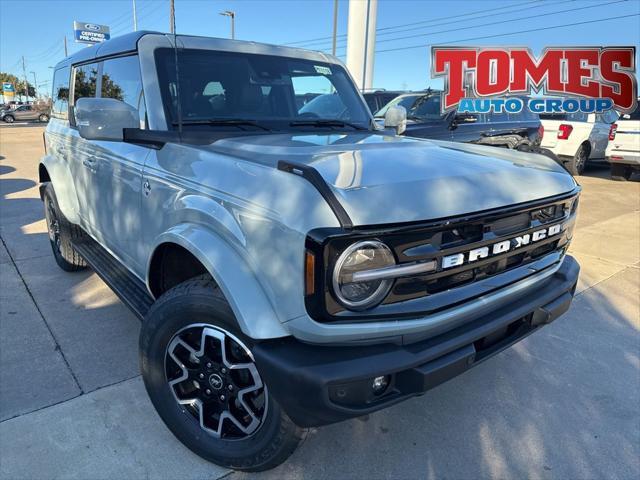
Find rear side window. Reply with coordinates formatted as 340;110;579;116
74;63;99;102
51;66;70;120
101;55;146;127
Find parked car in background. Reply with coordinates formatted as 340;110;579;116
362;89;405;115
606;103;640;181
540;110;618;175
1;103;50;123
375;91;545;151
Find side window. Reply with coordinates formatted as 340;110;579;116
51;66;70;120
364;95;377;113
101;55;146;128
73;63;99;102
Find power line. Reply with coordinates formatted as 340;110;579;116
376;13;639;54
374;0;626;46
285;0;542;46
312;0;625;56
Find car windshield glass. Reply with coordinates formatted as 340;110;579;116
155;48;372;131
539;112;588;122
375;94;442;120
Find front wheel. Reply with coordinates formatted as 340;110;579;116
39;113;49;122
140;275;306;472
3;115;14;123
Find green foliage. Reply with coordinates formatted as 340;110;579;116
0;72;36;98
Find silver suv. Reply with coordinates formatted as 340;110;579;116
40;32;580;471
2;104;49;123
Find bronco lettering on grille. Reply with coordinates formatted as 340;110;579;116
441;224;562;269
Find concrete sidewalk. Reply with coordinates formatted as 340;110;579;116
1;126;639;480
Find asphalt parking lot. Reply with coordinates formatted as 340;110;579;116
1;125;638;480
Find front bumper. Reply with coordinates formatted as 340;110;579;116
253;255;579;428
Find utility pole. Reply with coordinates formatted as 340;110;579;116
169;0;175;34
21;56;29;102
64;36;68;56
133;0;138;31
332;0;339;56
30;71;38;99
219;11;235;40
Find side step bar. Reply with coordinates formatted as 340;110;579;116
72;234;154;320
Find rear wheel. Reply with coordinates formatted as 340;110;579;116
43;183;87;271
611;163;633;181
140;275;306;472
38;113;49;122
565;144;588;175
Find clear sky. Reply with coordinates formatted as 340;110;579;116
1;0;639;97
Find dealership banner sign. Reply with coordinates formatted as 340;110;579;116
73;21;110;44
2;82;15;97
431;47;637;115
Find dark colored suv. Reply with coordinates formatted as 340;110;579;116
362;89;405;115
375;91;544;151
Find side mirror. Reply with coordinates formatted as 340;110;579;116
384;105;407;135
75;97;139;141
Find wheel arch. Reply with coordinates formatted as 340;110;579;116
146;225;289;341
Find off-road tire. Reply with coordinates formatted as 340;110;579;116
39;113;49;122
3;114;14;123
43;183;87;271
140;274;306;472
565;144;588;176
610;164;633;181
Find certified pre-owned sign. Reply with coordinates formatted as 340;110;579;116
73;21;110;44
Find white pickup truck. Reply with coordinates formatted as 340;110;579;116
607;103;640;181
540;110;619;175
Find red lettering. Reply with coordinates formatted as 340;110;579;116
476;50;510;96
601;48;635;111
433;48;476;110
565;49;600;98
510;49;564;93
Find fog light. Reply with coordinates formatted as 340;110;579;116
372;375;390;395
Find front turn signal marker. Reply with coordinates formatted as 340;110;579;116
305;250;315;296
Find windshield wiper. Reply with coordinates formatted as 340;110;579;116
289;119;368;131
171;119;272;131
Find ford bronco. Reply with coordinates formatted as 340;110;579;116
40;32;580;471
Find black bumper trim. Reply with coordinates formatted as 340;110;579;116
253;255;579;428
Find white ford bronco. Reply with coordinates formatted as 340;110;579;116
40;32;580;471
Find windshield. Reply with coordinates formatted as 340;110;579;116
375;94;442;120
155;48;372;131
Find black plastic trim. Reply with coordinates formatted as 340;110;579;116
253;255;579;428
277;160;353;229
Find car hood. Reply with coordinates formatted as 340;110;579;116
204;132;577;226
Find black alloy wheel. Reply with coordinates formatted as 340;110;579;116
165;323;268;439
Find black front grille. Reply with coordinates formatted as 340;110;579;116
305;191;579;323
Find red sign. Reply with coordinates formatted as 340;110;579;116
431;46;637;113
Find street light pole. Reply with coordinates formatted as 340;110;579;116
332;0;339;56
219;11;235;40
170;0;175;34
133;0;138;31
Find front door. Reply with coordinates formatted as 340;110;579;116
69;55;149;273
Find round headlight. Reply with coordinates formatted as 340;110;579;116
332;240;396;310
